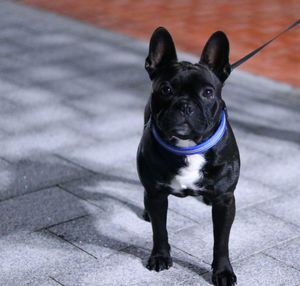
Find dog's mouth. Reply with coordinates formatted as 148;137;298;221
155;115;207;143
170;134;190;140
167;122;200;141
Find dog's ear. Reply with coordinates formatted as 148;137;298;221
200;31;231;82
145;27;177;79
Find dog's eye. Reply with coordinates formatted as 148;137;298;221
202;87;214;98
161;85;173;96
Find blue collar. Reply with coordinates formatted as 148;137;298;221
151;111;227;156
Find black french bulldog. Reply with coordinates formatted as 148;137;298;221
137;27;240;286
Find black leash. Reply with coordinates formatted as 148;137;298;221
231;18;300;70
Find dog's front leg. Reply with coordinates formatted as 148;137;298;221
211;194;237;286
144;191;172;272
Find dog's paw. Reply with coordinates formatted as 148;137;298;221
212;270;237;286
146;254;173;272
142;210;150;222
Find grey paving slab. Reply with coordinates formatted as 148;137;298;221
168;195;210;223
0;95;21;114
0;128;9;141
238;131;300;158
54;244;210;286
13;44;90;68
21;63;81;84
224;83;300;133
263;237;300;271
231;253;300;286
0;153;92;201
57;135;140;176
0;125;98;160
60;172;146;208
48;193;195;259
234;175;281;208
40;79;96;100
256;191;300;227
0;78;17;93
0;156;11;175
75;64;148;90
0;230;97;286
49;214;132;259
0;40;23;56
172;208;299;264
0;92;78;134
63;109;143;141
22;32;80;48
237;137;300;191
38;278;64;286
1;86;58;108
0;56;30;78
0;187;92;235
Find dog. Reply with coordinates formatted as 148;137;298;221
137;27;240;286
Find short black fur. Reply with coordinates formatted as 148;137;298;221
137;27;240;285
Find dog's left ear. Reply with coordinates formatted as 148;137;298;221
200;31;231;82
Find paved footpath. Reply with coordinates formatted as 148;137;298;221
0;1;300;285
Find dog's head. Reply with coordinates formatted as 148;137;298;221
145;27;230;143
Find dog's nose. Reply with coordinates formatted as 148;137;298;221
178;102;194;116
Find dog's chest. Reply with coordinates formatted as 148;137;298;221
170;154;206;192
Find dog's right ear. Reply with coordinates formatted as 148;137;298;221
145;27;177;79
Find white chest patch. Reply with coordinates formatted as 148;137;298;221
170;154;206;192
169;139;206;193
